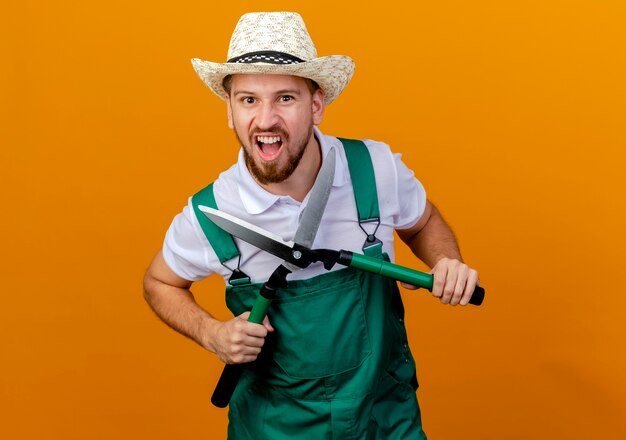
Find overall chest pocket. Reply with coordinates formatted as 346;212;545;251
268;271;372;379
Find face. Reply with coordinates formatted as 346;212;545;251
226;74;325;185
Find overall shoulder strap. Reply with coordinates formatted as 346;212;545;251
338;138;383;255
338;138;380;221
191;183;240;264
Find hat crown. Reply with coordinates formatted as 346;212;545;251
227;12;318;62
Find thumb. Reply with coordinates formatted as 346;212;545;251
262;315;274;332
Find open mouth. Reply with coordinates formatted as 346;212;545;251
255;135;283;161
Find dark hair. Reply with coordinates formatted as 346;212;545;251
222;75;320;96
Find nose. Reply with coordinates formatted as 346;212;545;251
255;101;280;130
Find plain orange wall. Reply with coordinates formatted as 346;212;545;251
2;1;625;438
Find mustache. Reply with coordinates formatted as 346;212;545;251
250;126;289;140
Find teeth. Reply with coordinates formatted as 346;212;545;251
257;135;281;144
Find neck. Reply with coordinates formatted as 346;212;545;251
258;133;322;202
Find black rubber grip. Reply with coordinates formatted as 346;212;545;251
211;364;244;408
469;286;485;306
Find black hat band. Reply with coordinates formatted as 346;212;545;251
228;51;305;65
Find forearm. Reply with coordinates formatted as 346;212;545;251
403;203;462;268
398;202;479;305
144;250;273;363
143;262;220;353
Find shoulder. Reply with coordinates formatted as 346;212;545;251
318;132;409;190
318;131;396;175
362;138;396;171
343;137;400;186
323;132;395;165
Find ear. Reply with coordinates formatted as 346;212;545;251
226;98;234;129
311;88;325;126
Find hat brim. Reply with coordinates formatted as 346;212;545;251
191;55;354;105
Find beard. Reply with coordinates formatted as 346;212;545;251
237;125;313;185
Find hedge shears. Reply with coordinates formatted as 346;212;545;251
202;206;485;306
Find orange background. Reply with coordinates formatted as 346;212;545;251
2;1;625;438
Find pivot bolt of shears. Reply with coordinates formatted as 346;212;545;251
292;250;302;260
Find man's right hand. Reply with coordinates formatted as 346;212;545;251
211;312;274;364
143;250;274;365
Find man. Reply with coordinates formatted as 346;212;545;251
144;12;479;439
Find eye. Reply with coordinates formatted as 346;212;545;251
241;97;256;104
279;95;294;102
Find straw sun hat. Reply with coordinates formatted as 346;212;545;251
191;12;355;105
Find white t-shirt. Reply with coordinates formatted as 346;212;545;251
163;127;427;284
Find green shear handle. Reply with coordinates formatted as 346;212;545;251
211;265;289;408
338;251;485;306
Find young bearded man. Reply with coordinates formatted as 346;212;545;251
144;12;480;439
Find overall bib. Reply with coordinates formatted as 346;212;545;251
193;139;427;439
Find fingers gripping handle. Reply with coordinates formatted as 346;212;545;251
210;292;273;408
340;251;485;306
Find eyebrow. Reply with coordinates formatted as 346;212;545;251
233;88;303;97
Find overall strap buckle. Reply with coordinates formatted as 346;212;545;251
224;254;251;286
228;268;251;286
359;217;383;253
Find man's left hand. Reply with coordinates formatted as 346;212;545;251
401;257;479;306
